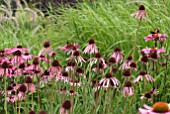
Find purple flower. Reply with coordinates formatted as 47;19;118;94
122;81;134;97
131;5;147;20
133;71;154;83
145;29;167;42
99;73;119;89
111;47;123;64
60;100;71;114
83;38;98;54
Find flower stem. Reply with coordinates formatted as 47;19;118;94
133;19;142;58
4;69;7;114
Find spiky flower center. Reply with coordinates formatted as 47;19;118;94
73;51;80;56
43;41;50;48
106;73;112;78
95;52;101;58
62;100;71;109
123;70;131;77
139;5;145;10
153;102;169;113
125;81;132;87
88;38;95;44
109;57;116;63
114;47;121;52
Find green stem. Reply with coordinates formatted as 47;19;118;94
4;69;7;114
133;19;142;58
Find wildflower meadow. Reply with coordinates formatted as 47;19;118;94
0;0;170;114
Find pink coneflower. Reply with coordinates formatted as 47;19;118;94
140;92;152;100
60;43;78;52
38;110;47;114
38;41;52;56
70;50;86;64
140;55;148;64
129;62;138;71
49;51;56;57
91;80;101;92
122;81;134;97
38;55;50;63
83;38;98;54
60;100;71;114
58;87;67;94
6;86;13;95
131;5;147;20
133;71;154;83
139;102;170;114
65;61;76;71
111;47;124;64
68;89;78;96
26;57;42;76
5;45;29;56
69;80;81;86
99;73;119;89
11;50;25;65
28;110;36;114
122;70;131;78
56;71;70;82
48;60;62;75
140;47;165;56
139;47;165;61
90;52;107;67
17;84;27;101
22;53;33;61
6;91;17;103
119;56;133;70
92;61;107;73
25;76;35;93
145;29;166;42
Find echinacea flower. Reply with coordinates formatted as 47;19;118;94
48;59;62;75
145;29;167;42
38;110;47;114
65;61;76;71
56;71;70;82
119;56;133;70
122;70;131;78
133;71;154;83
90;52;107;67
70;50;86;65
60;100;71;114
111;47;124;64
139;102;170;114
60;43;78;55
140;92;152;100
99;73;119;89
17;84;27;101
28;110;36;114
25;76;35;93
139;47;165;61
38;41;52;56
122;81;134;97
131;5;147;20
83;38;98;54
69;80;81;86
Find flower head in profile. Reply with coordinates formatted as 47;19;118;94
139;102;170;114
99;73;119;89
133;71;154;83
145;29;167;42
38;40;52;56
60;100;71;114
111;47;124;64
122;81;134;97
131;5;147;20
83;38;98;54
